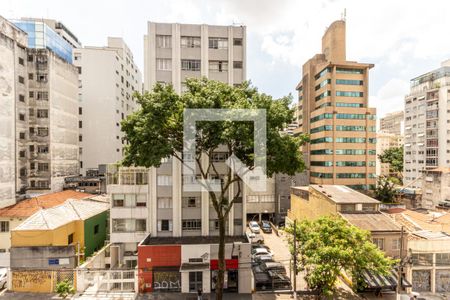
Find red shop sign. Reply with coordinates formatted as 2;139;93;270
210;259;239;270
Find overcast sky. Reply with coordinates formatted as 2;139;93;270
3;0;450;118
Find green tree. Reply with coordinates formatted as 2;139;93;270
374;175;399;203
121;78;308;300
378;146;403;178
56;279;75;299
286;216;395;298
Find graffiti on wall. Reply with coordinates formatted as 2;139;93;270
153;271;181;292
436;269;450;292
12;271;52;292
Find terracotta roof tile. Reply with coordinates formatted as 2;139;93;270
0;190;92;218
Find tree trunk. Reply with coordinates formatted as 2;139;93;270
215;215;226;300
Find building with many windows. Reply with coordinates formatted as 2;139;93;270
144;22;246;92
380;111;404;135
73;37;142;175
294;20;377;190
0;16;28;208
404;60;450;190
376;131;404;177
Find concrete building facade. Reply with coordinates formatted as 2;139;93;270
422;168;450;209
404;60;450;189
73;38;142;175
380;111;404;135
144;22;246;92
294;20;377;190
0;17;28;208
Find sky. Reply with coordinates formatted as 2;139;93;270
3;0;450;118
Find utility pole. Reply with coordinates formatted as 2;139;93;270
292;219;297;299
396;226;404;300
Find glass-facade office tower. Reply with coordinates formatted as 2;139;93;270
294;20;377;190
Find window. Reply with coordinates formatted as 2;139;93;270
310;149;333;155
79;107;82;115
36;74;47;82
362;204;376;212
112;219;146;232
310;113;333;123
156;35;171;48
37;145;48;153
136;219;146;231
182;197;199;208
181;60;201;71
77;66;82;74
68;233;74;244
37;91;48;100
315;90;331;101
27;54;34;62
29;91;34;98
336;67;363;74
211;152;229;162
37;127;48;137
18;76;24;84
157;175;172;186
157;197;172;209
336;91;364;97
158;220;172;231
310;172;333;178
436;253;450;265
336;79;363;85
315;67;331;80
189;272;203;292
19;132;25;139
310;137;333;144
233;61;243;69
209;61;228;72
18;57;24;65
336;149;367;155
336;173;366;179
19;150;26;158
336;137;366;143
29;145;35;153
156;58;171;71
38;163;49;172
209;37;228;49
181;36;201;48
19;113;25;121
29;109;34;117
310;125;333;134
315;79;331;90
340;204;355;212
182;219;201;231
411;253;433;266
335;161;366;167
233;38;243;46
37;109;48;118
372;238;384;250
94;224;99;234
0;221;9;232
311;161;333;167
392;238;401;251
79;121;82;128
79;135;83;142
136;194;146;207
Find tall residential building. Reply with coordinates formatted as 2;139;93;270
404;60;450;189
0;17;28;208
11;18;80;194
73;38;142;175
376;132;404;176
295;20;377;190
380;111;404;135
144;22;246;92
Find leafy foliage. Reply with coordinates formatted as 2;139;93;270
56;279;75;299
374;176;399;203
286;216;395;297
378;146;403;178
121;78;308;299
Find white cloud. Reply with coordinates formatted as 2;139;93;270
370;78;410;119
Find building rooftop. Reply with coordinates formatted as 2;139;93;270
387;209;450;235
310;185;380;204
340;212;401;232
0;190;92;218
412;230;450;240
139;235;249;246
13;199;109;231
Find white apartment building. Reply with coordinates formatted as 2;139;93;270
376;132;403;177
422;168;450;209
73;38;142;175
0;17;28;208
404;60;450;189
144;22;246;92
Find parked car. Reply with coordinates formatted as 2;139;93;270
251;244;274;255
251;248;273;260
252;254;274;266
246;232;264;244
259;261;287;275
249;221;260;234
0;268;7;289
260;221;272;233
253;270;291;291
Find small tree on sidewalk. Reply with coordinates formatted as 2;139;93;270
286;216;395;297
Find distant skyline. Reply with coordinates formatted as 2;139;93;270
3;0;450;118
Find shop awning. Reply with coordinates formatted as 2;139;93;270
361;269;412;290
180;262;210;272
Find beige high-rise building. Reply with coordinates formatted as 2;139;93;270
380;111;404;135
376;132;404;176
73;38;142;175
144;22;246;92
295;20;377;191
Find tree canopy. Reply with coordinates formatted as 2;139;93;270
286;216;395;297
121;78;308;299
378;146;403;177
374;175;399;203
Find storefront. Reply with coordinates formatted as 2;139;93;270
210;259;239;292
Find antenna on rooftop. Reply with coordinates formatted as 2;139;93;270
341;8;347;21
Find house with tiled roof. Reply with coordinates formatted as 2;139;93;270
0;190;92;267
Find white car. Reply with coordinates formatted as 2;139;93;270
249;221;261;234
251;248;273;260
0;268;7;289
